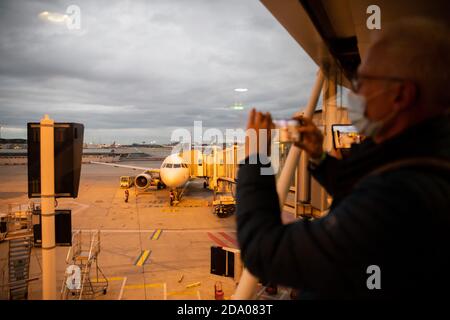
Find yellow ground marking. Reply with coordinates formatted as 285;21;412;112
151;229;162;240
117;277;128;300
124;282;164;290
186;282;201;289
162;208;180;213
167;289;198;297
90;277;124;283
163;283;167;300
135;250;151;266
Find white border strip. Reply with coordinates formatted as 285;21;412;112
117;276;128;300
163;283;167;300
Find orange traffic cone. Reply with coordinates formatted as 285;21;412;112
215;281;224;300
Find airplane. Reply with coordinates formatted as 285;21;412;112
91;153;200;205
91;142;243;207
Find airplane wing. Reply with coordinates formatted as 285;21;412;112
90;161;160;173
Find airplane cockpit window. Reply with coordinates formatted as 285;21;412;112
166;163;173;168
173;164;181;168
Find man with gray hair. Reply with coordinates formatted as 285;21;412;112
236;17;450;299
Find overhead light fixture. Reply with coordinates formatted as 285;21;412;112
231;102;244;110
38;11;69;24
234;88;248;92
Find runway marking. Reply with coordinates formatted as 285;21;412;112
91;276;124;283
117;277;127;300
150;229;163;240
124;282;164;290
207;232;228;247
218;232;238;247
66;201;90;215
134;250;151;266
167;289;198;297
279;291;288;300
6;201;89;216
74;228;236;234
256;287;290;300
186;282;201;289
256;287;266;299
163;282;167;300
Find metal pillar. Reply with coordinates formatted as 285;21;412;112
40;115;57;300
276;69;324;209
323;69;338;152
313;68;337;212
297;151;310;203
213;146;218;189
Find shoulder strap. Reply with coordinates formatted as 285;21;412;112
368;157;450;177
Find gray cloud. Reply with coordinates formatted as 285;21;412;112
0;0;317;143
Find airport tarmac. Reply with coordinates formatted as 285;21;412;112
0;161;241;300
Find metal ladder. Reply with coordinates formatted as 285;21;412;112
3;203;34;300
61;230;108;300
8;236;32;300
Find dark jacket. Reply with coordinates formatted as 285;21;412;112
236;115;450;299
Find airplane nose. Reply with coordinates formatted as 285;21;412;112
161;169;188;188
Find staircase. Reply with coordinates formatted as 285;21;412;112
61;230;108;300
8;236;32;300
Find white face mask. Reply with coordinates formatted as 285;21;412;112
346;90;394;138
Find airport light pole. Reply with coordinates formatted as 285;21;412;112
40;114;57;300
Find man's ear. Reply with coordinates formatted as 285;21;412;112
394;81;418;111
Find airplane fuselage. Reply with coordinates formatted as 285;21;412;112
133;154;190;190
159;154;190;188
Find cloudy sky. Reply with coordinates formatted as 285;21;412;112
0;0;317;144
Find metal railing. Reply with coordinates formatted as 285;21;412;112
61;230;107;300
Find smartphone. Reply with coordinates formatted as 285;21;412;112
273;119;304;143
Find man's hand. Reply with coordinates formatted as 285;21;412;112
245;108;274;159
293;116;324;159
